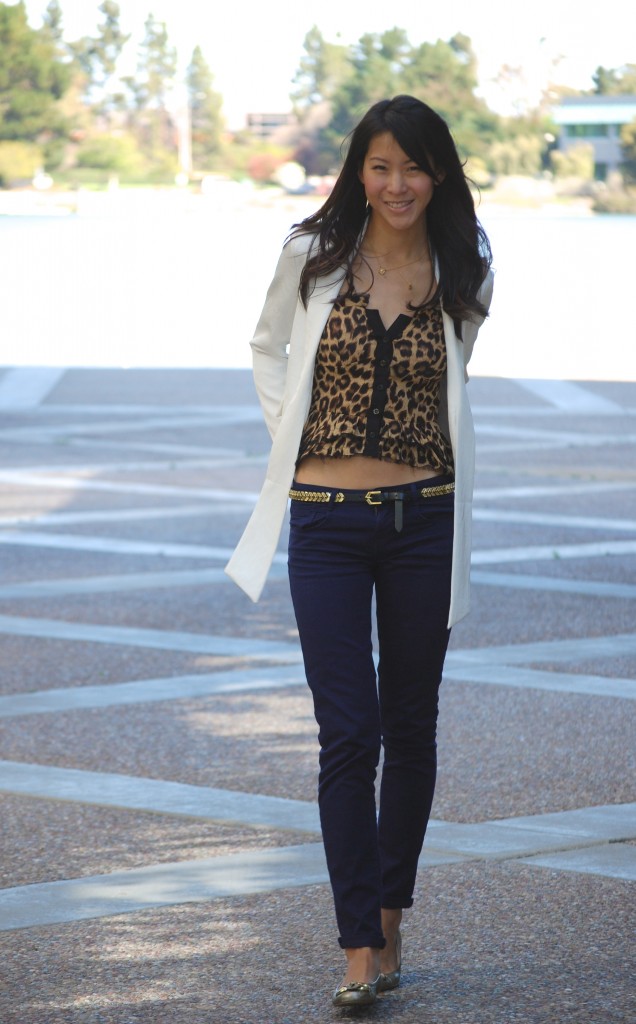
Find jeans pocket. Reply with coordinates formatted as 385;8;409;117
289;501;331;530
412;493;455;524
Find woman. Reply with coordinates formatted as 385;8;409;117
226;95;493;1007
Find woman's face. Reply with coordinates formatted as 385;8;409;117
358;132;437;234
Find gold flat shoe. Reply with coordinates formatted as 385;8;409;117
332;975;380;1007
377;930;402;992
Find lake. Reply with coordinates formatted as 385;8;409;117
0;185;634;382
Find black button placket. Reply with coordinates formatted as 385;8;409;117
363;308;410;459
364;308;412;532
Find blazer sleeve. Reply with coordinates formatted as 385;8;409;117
250;236;309;439
462;268;494;380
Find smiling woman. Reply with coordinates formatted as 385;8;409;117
225;95;493;1008
359;134;438;231
352;134;439;331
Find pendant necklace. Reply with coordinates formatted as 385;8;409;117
362;249;427;292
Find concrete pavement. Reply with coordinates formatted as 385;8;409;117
0;366;634;1023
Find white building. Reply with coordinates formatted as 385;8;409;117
552;95;636;180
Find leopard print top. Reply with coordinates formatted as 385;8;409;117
297;292;454;472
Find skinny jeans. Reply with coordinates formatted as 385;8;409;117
287;475;454;950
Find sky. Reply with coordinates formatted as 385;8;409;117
22;0;636;128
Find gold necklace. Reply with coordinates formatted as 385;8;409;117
361;250;427;278
361;251;427;293
395;265;418;293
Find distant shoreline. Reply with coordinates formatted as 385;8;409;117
0;179;603;219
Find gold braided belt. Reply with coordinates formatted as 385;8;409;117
289;481;455;531
289;481;454;504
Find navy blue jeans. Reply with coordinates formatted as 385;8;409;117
288;476;454;949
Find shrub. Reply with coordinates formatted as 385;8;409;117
488;136;542;177
0;141;42;187
75;135;143;175
592;187;636;214
246;147;289;183
550;143;594;180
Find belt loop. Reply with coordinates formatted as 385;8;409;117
394;496;403;532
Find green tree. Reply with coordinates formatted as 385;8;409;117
186;45;223;170
42;0;64;45
93;1;129;82
489;135;542;176
402;34;499;158
322;29;408;163
0;1;70;169
289;26;353;174
404;34;477;113
292;25;353;113
75;132;143;176
315;29;498;171
70;1;130;125
123;12;178;172
124;12;177;112
550;143;594;180
593;64;636;95
0;139;41;185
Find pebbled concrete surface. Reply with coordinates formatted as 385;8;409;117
0;367;634;1023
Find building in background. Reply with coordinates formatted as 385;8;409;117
246;112;297;141
552;95;636;180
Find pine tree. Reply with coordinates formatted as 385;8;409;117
70;1;130;126
122;13;177;170
0;1;70;149
291;26;352;114
186;45;223;170
42;0;64;45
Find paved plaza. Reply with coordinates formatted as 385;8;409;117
0;365;634;1023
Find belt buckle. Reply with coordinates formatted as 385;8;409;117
365;489;382;506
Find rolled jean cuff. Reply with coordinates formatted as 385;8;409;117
382;898;413;910
338;935;386;950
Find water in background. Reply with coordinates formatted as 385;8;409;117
0;184;634;381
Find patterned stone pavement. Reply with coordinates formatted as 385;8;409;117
0;366;634;1024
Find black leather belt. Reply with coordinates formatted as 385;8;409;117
289;481;455;532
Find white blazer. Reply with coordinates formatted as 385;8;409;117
225;232;493;627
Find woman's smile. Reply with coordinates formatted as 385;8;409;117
359;132;436;233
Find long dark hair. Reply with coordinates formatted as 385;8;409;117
293;95;492;328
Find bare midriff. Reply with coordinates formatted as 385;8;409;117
294;454;440;488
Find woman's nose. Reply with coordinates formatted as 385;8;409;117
387;171;407;192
